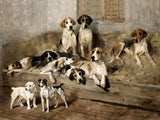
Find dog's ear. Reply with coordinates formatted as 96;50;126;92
101;49;107;57
38;79;41;82
51;52;58;59
88;15;93;25
44;79;47;83
69;17;76;26
131;30;136;37
79;69;85;76
77;16;82;24
60;19;66;28
143;30;147;38
69;72;74;81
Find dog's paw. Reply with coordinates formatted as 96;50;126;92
33;105;37;108
42;109;45;112
27;107;31;110
46;110;49;113
54;105;58;108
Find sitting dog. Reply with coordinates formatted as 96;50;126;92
77;14;93;58
72;47;109;90
58;17;77;54
10;82;37;110
38;79;68;113
40;57;75;83
109;28;156;67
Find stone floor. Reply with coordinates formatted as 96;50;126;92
0;87;160;120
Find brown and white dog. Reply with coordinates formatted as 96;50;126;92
58;17;77;54
67;67;86;85
4;51;58;75
109;28;156;67
72;47;109;90
77;14;93;58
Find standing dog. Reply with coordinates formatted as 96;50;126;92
38;79;68;113
58;17;77;54
109;28;156;67
10;82;37;110
77;14;93;57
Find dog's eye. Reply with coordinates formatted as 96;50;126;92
79;72;82;75
66;58;68;60
72;58;75;61
139;33;141;36
29;85;31;87
97;51;100;54
66;21;68;24
70;21;72;23
74;74;77;78
82;19;84;22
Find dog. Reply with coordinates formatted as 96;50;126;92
72;47;109;90
109;28;156;67
77;14;93;58
38;79;68;113
10;82;37;110
58;17;77;54
40;57;75;83
67;67;86;85
4;51;58;75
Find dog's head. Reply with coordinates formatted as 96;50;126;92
77;14;93;29
69;68;86;85
90;47;106;62
60;17;76;31
41;51;58;62
6;61;22;71
55;57;75;68
25;82;36;92
131;28;147;41
38;79;47;87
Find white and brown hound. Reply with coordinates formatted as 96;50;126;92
109;28;156;67
58;17;77;54
4;51;58;75
77;14;93;58
72;47;109;90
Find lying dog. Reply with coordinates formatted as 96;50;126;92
4;51;58;75
38;79;68;113
58;17;77;54
40;57;75;83
67;67;86;85
77;14;93;58
72;47;109;90
109;28;156;67
10;82;37;110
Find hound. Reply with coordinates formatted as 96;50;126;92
109;28;156;67
73;47;109;90
77;14;93;58
4;51;58;75
38;79;68;113
58;17;77;54
40;57;75;83
10;82;37;110
67;67;86;85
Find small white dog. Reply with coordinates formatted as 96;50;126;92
38;79;68;113
40;57;75;83
10;82;37;110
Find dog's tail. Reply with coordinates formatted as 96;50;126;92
59;83;64;87
11;87;16;90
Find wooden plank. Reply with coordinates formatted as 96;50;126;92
3;72;160;112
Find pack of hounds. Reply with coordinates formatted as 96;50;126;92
4;14;156;112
